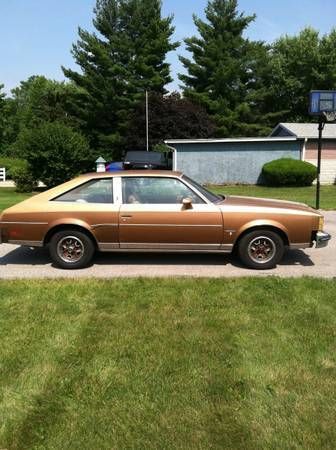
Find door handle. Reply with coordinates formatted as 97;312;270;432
121;215;133;218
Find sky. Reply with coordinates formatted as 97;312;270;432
1;0;336;94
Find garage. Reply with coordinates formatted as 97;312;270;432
165;137;301;185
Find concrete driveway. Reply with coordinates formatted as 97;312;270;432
0;212;335;279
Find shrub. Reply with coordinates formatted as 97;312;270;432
15;121;93;188
0;157;28;179
153;143;171;153
11;166;38;193
262;158;317;187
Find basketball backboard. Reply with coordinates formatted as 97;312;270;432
309;90;336;117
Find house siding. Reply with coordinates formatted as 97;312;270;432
305;139;336;160
173;141;301;185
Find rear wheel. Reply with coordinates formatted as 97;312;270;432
49;230;95;269
237;230;285;270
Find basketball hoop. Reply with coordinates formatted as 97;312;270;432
309;90;336;209
323;111;336;123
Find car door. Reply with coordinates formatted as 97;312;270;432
118;176;223;250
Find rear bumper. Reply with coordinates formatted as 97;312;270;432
315;231;331;248
0;227;6;244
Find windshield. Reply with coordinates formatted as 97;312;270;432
182;175;223;203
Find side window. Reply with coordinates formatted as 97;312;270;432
53;179;113;204
122;177;204;204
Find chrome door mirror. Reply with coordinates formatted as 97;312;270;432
182;197;193;210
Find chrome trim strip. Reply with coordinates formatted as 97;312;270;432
120;224;222;228
0;221;48;225
91;223;119;229
8;240;43;247
290;243;312;249
221;244;234;251
120;243;221;250
98;243;119;251
98;242;232;253
101;248;231;254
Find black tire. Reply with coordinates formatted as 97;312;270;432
49;229;95;269
237;229;285;270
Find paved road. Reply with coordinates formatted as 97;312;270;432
0;212;335;279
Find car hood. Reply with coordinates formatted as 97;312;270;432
220;195;319;214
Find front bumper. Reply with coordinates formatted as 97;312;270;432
315;231;331;248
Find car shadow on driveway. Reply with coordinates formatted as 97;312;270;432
0;247;314;268
0;246;51;266
94;251;228;266
228;249;314;269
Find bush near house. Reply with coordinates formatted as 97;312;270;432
0;157;28;179
262;158;317;187
10;166;38;193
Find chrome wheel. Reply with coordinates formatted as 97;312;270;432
247;236;276;264
57;236;85;263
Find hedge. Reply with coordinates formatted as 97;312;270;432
262;158;317;187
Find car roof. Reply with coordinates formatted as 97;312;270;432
79;170;183;178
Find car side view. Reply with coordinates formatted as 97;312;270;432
0;171;331;269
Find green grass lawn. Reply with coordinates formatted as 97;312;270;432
1;184;335;213
209;184;336;210
0;188;33;213
0;278;335;449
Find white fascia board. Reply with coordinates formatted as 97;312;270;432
164;137;298;144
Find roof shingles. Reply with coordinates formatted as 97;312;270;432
272;123;336;139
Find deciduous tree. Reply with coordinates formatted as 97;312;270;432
269;28;336;122
15;121;93;187
126;92;216;149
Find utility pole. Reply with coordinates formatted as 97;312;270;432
146;90;149;152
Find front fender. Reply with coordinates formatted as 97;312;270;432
235;219;289;243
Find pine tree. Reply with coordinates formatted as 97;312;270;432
179;0;261;137
63;0;178;157
0;85;6;152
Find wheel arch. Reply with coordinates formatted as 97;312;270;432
43;221;98;248
233;221;290;249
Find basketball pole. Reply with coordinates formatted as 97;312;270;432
146;90;149;152
316;116;325;210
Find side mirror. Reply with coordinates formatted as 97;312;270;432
182;197;193;210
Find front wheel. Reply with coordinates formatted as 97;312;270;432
49;230;95;269
237;230;285;270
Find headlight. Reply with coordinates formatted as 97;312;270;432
318;216;324;231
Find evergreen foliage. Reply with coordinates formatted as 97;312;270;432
0;85;6;152
179;0;268;137
2;0;336;174
63;0;178;158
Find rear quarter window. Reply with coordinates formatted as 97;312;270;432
52;179;113;204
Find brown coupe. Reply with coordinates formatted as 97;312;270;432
0;171;331;269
